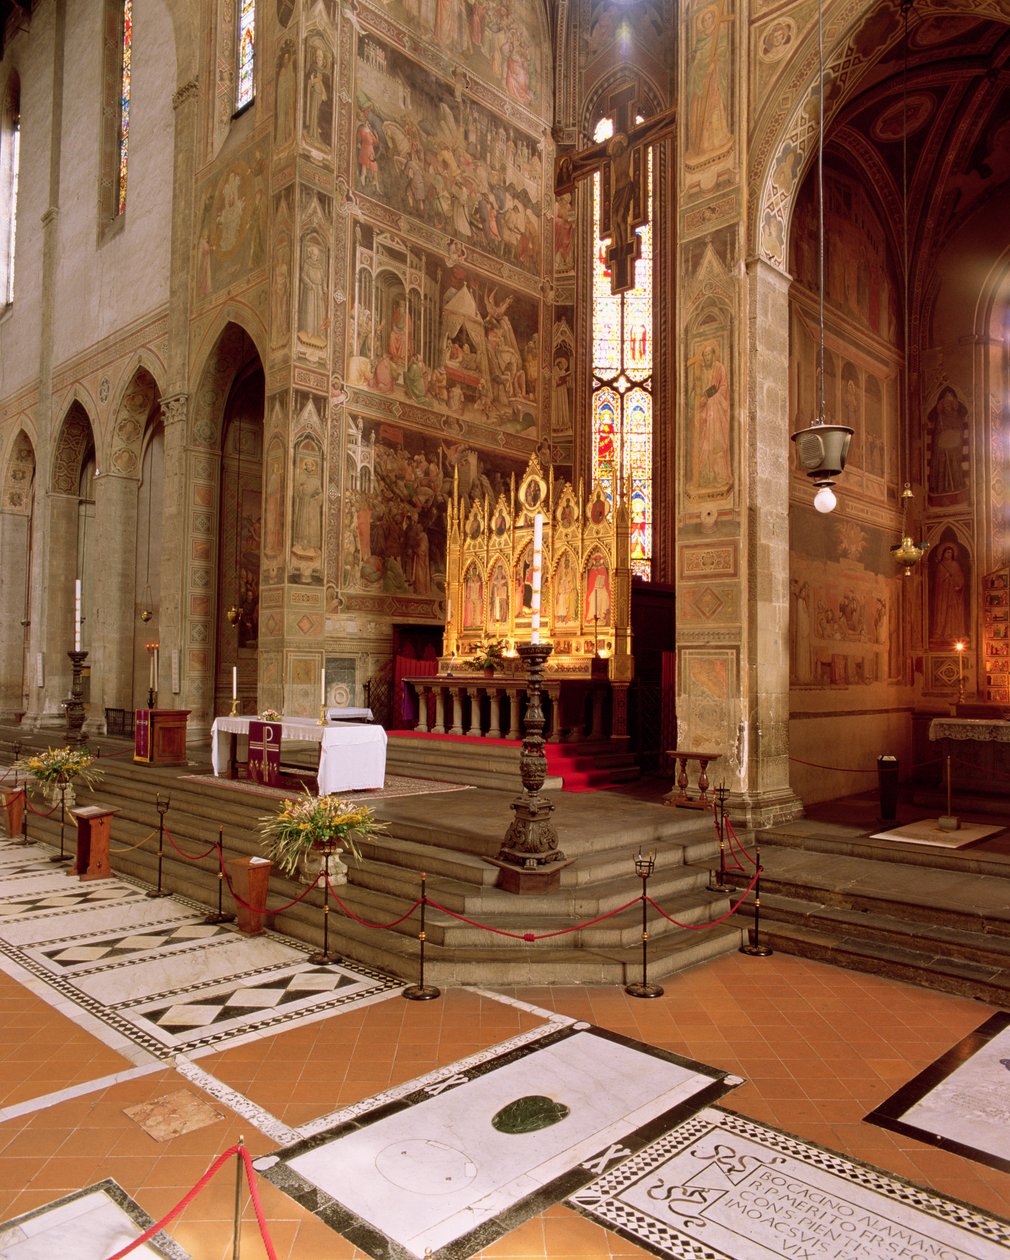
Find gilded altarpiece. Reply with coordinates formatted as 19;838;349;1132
443;456;633;684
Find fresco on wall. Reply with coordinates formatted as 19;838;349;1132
791;166;897;342
289;437;325;585
348;224;540;432
685;323;732;502
195;150;268;300
928;535;970;648
353;35;543;275
341;414;524;606
303;33;334;150
367;0;546;114
926;384;970;505
684;0;734;181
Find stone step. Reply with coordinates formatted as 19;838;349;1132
744;920;1010;1008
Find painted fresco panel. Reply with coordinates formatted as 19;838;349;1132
348;224;539;433
353;33;543;277
195;146;268;302
365;0;547;115
341;415;525;615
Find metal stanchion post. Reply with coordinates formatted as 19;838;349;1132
308;844;339;964
50;780;71;864
626;851;664;998
203;826;236;925
232;1135;244;1260
146;793;171;898
740;844;774;957
403;872;441;1001
709;784;733;892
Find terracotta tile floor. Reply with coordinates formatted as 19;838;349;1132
1;952;1009;1257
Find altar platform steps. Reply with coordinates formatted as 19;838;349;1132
385;730;640;792
722;831;1010;1006
0;735;743;985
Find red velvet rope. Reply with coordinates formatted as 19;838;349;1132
713;808;745;872
323;873;423;929
725;817;758;869
238;1145;279;1260
223;864;323;914
424;894;642;942
26;797;60;818
104;1144;240;1259
647;865;761;927
788;756;876;773
163;826;219;862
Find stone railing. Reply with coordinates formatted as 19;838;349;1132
402;674;613;742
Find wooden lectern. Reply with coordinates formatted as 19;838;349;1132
227;856;272;935
71;804;120;881
134;709;191;765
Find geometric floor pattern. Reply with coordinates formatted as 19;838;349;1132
0;841;401;1060
0;1180;192;1259
254;1021;738;1260
867;1012;1010;1175
569;1106;1010;1260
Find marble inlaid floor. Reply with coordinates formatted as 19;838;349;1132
3;832;1010;1260
255;1022;735;1259
569;1107;1010;1260
0;841;401;1060
0;1180;191;1259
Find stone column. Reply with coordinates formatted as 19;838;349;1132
39;492;79;728
90;472;139;715
159;394;190;723
740;256;801;825
0;510;30;719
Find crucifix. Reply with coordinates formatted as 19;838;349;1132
555;80;677;294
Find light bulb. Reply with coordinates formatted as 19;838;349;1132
813;484;836;514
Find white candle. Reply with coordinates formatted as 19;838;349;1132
531;513;543;644
153;647;159;686
321;668;327;707
74;579;81;651
149;649;155;690
231;665;237;700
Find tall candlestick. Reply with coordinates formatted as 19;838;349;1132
74;579;82;652
531;513;543;643
321;668;327;707
231;665;237;700
149;649;155;691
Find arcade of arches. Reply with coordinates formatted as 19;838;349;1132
1;0;1009;823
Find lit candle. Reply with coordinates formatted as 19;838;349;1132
531;513;543;644
231;665;237;700
149;647;155;690
153;646;159;687
74;579;82;652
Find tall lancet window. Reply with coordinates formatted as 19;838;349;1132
236;0;256;110
591;115;654;579
117;0;133;214
1;79;19;306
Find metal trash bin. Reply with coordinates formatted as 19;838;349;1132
877;755;899;821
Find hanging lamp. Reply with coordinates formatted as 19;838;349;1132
791;0;852;513
889;0;928;574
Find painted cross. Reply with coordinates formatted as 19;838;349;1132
555;80;676;294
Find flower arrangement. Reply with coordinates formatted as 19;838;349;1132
467;637;507;672
259;789;387;876
258;708;282;722
13;745;103;793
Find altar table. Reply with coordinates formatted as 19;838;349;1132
210;715;387;794
928;716;1010;796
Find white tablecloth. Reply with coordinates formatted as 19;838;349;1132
210;716;387;793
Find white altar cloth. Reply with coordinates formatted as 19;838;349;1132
210;716;387;794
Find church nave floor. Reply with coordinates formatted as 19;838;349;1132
1;836;1010;1258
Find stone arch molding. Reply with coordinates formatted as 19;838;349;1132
753;0;902;269
51;401;95;495
3;431;35;514
108;363;163;477
189;319;263;451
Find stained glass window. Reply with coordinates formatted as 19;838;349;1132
3;101;19;306
117;0;132;215
236;0;256;111
592;116;653;579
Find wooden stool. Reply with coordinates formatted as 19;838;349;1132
664;751;720;809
